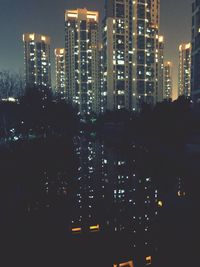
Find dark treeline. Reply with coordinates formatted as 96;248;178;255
97;96;200;146
1;83;200;147
0;86;79;139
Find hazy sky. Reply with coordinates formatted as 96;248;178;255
0;0;192;94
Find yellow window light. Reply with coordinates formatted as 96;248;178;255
29;34;35;40
67;13;78;18
158;200;163;207
185;43;191;49
89;224;100;231
146;256;152;265
159;36;164;42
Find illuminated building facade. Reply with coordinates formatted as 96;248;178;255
178;43;191;97
99;44;107;113
55;48;66;95
23;33;51;88
157;36;165;102
191;0;200;102
163;61;173;100
65;9;100;115
103;0;161;111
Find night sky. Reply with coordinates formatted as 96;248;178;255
0;0;192;96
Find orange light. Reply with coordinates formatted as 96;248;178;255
113;260;134;267
158;200;163;207
71;227;82;233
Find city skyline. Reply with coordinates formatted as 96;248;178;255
0;2;199;266
0;0;192;98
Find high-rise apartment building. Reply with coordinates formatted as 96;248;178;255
103;0;160;111
191;0;200;102
65;8;100;115
55;48;66;95
99;44;106;113
157;35;165;102
23;33;51;88
163;61;173;100
178;43;191;97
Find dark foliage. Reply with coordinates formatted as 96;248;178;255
0;86;79;139
97;96;200;146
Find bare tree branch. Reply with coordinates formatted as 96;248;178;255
0;70;25;99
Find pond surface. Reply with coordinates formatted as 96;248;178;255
0;133;197;267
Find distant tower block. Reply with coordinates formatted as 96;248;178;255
164;61;173;100
23;33;51;88
178;43;191;97
55;48;66;95
157;36;165;102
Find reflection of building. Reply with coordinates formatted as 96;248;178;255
65;9;100;115
164;61;173;100
102;144;158;251
67;135;161;267
23;33;51;88
55;48;66;95
103;0;160;111
70;136;104;232
71;137;158;243
191;1;200;102
178;43;191;97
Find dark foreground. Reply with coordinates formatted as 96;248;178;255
0;134;199;267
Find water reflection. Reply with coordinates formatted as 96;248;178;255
70;135;160;265
2;134;190;266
